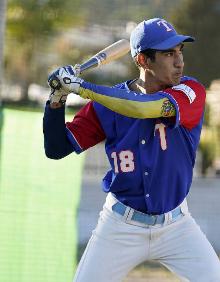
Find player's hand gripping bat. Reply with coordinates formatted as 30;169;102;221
48;39;130;90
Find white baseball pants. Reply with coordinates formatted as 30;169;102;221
73;194;220;282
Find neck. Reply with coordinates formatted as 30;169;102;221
135;78;162;94
130;70;167;94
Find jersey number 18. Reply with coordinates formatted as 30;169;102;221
111;151;135;173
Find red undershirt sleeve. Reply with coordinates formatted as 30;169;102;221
66;101;106;153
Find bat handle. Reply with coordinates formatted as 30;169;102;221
79;57;99;73
49;57;99;89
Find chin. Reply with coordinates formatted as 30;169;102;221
172;77;181;86
160;77;181;89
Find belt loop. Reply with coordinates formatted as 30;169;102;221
106;193;118;208
124;207;132;220
164;212;169;224
180;199;188;215
166;211;173;224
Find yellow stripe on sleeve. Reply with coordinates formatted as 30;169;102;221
79;88;175;119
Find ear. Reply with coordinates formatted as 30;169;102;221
136;53;151;69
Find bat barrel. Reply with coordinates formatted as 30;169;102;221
80;39;130;73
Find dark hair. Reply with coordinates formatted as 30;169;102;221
133;48;157;68
140;49;157;61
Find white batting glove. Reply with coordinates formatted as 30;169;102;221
49;88;68;105
48;65;84;97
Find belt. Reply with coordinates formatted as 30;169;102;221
110;196;186;226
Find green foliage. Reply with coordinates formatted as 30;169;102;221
199;138;216;176
7;0;84;39
78;0;182;24
7;0;217;101
203;103;211;126
5;0;83;100
170;0;220;87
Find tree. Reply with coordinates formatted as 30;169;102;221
170;0;220;87
5;0;82;102
0;0;7;180
0;0;7;99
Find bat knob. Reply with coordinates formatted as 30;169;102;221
48;76;62;90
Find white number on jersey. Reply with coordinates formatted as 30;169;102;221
111;150;135;173
154;123;167;151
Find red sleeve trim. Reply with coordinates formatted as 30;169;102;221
164;80;206;129
66;101;106;150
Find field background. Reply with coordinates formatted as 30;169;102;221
0;108;85;282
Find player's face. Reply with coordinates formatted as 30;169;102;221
148;44;184;88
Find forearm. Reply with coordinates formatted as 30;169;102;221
79;82;175;119
43;101;74;159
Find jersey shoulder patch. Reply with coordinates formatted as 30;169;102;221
172;84;196;104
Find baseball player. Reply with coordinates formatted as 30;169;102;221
43;18;220;281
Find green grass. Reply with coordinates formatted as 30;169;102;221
0;108;85;282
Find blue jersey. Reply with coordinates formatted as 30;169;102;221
43;76;206;214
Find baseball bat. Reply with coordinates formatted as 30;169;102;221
49;39;130;90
